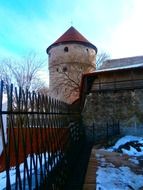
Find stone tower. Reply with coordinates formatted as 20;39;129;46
46;26;97;104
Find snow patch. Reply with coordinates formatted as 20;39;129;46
0;152;61;190
96;166;143;190
108;135;143;156
96;135;143;189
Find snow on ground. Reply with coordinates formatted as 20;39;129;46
0;94;62;189
108;135;143;156
97;166;143;190
96;135;143;190
0;152;61;190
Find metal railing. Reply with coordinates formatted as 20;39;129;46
86;120;120;145
0;81;84;190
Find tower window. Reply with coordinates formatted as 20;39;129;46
56;68;59;72
63;66;67;72
64;47;69;52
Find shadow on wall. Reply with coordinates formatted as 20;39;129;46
120;124;143;137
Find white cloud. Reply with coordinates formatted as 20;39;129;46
1;0;142;60
109;0;143;58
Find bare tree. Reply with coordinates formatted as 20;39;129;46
37;86;49;95
96;52;110;69
0;52;49;93
52;62;94;100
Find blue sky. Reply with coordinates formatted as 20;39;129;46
0;0;143;61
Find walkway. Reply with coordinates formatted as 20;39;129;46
83;146;143;190
65;142;92;190
83;147;97;190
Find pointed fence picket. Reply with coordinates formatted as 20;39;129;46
0;81;84;190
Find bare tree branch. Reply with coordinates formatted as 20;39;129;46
96;52;110;68
51;62;94;100
51;52;109;102
0;52;48;94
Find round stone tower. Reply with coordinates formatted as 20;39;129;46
46;26;97;104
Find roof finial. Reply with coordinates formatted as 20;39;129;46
70;20;73;26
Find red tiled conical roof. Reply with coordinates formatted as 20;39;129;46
46;26;97;53
54;26;90;44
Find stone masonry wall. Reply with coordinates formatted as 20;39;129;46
82;89;143;136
